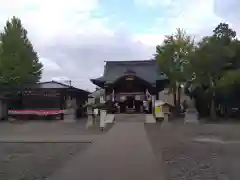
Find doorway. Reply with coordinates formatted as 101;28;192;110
126;96;134;108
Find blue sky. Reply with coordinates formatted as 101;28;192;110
0;0;239;90
96;0;163;34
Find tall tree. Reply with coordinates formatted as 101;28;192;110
0;16;42;95
187;23;236;120
154;28;194;111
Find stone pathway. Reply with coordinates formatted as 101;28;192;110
49;114;164;180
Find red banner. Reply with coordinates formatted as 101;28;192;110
8;109;65;116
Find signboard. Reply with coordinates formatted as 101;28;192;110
155;107;161;113
126;76;134;81
154;100;164;118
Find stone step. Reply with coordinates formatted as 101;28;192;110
115;114;145;122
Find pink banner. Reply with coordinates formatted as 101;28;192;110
8;110;65;116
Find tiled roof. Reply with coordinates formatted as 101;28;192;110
22;81;90;94
91;60;166;86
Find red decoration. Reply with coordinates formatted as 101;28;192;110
8;109;65;116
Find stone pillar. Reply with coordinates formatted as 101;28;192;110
100;109;107;130
86;106;94;128
152;95;156;115
86;115;93;128
184;98;199;124
163;113;169;122
64;108;76;122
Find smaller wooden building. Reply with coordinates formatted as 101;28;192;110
8;81;90;120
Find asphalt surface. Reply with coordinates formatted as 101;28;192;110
49;114;164;180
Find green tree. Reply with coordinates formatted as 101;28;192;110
154;28;194;111
187;23;236;120
0;16;42;95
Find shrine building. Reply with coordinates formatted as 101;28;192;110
90;60;169;113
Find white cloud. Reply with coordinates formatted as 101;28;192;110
149;0;222;36
0;0;115;90
133;34;165;46
0;0;237;91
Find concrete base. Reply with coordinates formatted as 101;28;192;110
105;114;115;123
163;113;169;122
63;114;76;123
8;117;16;122
64;108;76;122
86;115;94;128
100;110;107;128
184;110;199;124
145;114;156;123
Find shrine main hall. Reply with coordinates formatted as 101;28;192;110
90;60;169;113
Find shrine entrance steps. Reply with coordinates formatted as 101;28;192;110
114;114;145;123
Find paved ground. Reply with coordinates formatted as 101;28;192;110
0;118;112;180
0;118;107;136
2;116;240;180
0;143;89;180
49;114;164;180
145;121;240;180
0;118;113;143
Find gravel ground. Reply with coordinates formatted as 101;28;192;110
0;118;113;136
145;122;240;180
0;118;114;180
0;143;89;180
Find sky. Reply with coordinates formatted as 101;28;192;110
0;0;239;91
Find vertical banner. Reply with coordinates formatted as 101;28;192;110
146;89;151;101
112;89;115;102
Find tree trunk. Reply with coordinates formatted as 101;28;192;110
173;86;177;106
210;98;217;120
209;77;217;120
177;84;181;111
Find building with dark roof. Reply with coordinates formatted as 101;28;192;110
90;60;169;113
8;81;90;119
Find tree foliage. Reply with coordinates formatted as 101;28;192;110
155;23;240;120
0;16;43;95
154;28;194;109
